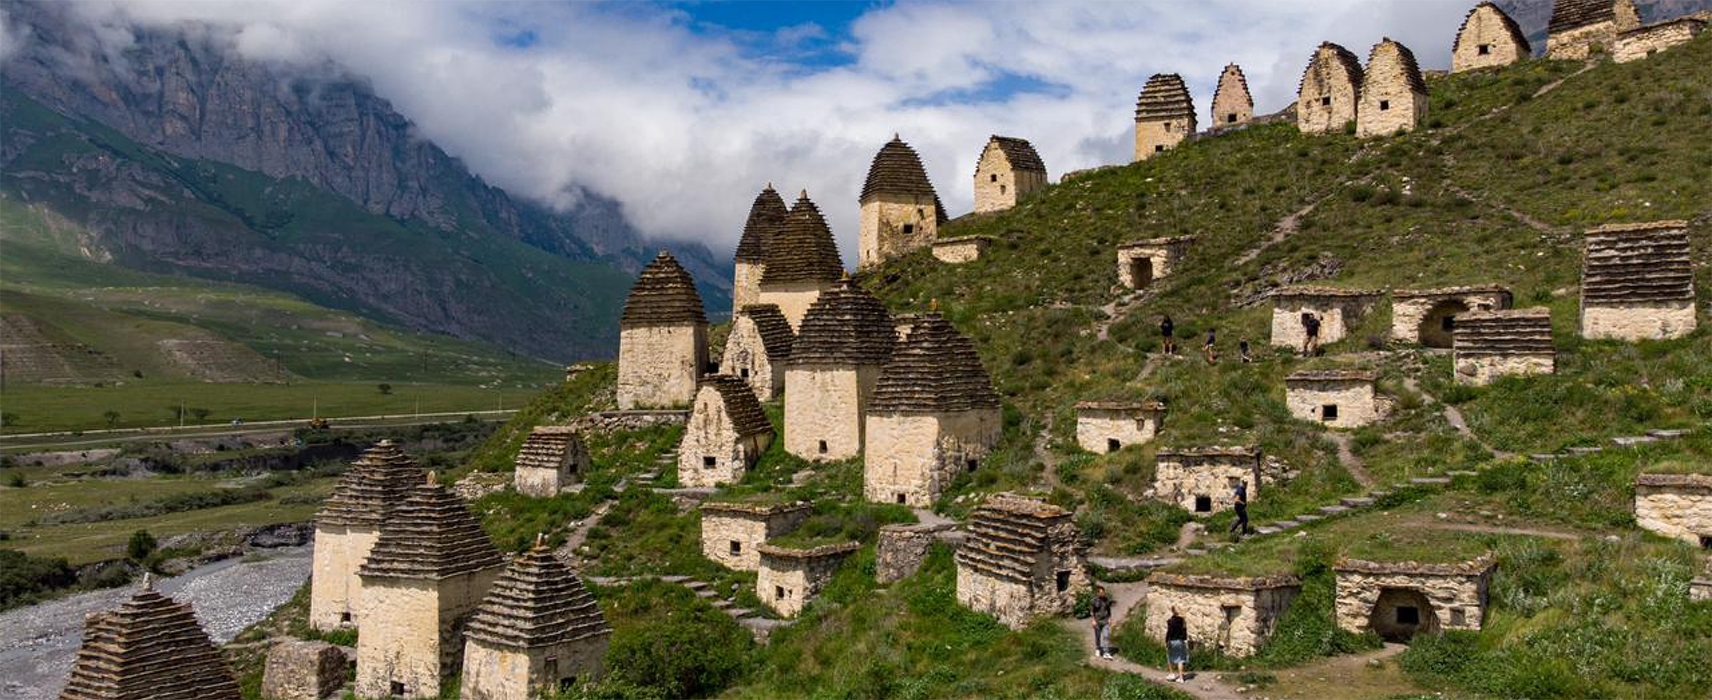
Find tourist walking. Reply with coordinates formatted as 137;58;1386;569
1160;315;1176;355
1091;585;1114;660
1165;609;1190;682
1229;481;1253;536
1302;312;1322;357
1203;328;1218;364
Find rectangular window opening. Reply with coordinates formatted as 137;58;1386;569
818;440;828;454
1155;145;1165;153
390;682;406;698
902;223;915;235
1450;608;1466;626
1396;605;1420;625
1226;113;1237;123
739;368;750;378
775;585;786;599
966;458;979;473
703;456;716;467
1055;570;1071;592
1442;316;1456;332
1194;495;1212;513
1322;404;1339;421
1222;605;1242;623
340;611;352;624
896;493;907;504
1379;99;1391;111
730;540;741;555
990;173;998;182
1106;438;1121;453
1320;96;1331;106
1478;44;1491;55
1699;535;1711;549
999;184;1006;195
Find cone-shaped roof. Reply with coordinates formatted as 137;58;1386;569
871;313;1000;414
860;135;941;204
1455;3;1531;57
358;477;506;580
620;251;707;328
735;185;788;264
1365;38;1428;95
1212;63;1253;118
789;278;896;366
736;304;795;361
316;440;422;527
1298;42;1364;97
697;374;773;437
760;191;845;285
464;541;611;650
983;136;1046;173
58;584;241;700
1135;73;1194;122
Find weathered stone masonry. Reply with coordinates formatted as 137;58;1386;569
1334;556;1495;642
721;303;794;402
1391;285;1512;347
1154;446;1263;515
784;279;896;461
677;375;774;488
59;582;242;700
1546;0;1641;59
932;235;993;264
864;313;1002;507
859;136;945;270
1144;573;1301;658
758;541;861;618
877;522;959;584
460;542;611;700
310;440;422;630
955;494;1089;629
1285;369;1382;428
1134;74;1195;161
1075;400;1165;453
1269;286;1382;348
1356;38;1428;138
1116;236;1194;290
1634;473;1712;547
973;135;1047;214
700;500;811;571
732;185;787;316
1452;2;1531;73
513;427;590;498
616;251;708;410
1453;308;1555;385
1297;42;1363;134
1210;63;1254;128
262;640;348;700
758;191;845;331
1580;220;1697;341
1614;17;1706;63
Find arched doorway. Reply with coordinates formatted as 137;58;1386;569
1418;300;1470;348
1369;587;1440;642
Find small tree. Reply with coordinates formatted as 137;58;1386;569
0;411;18;427
377;383;393;395
103;410;121;428
189;408;211;423
126;530;157;561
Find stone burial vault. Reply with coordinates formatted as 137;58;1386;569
1452;308;1556;386
1154;446;1264;515
699;499;811;572
758;540;862;618
1579;220;1696;341
512;426;591;498
1633;473;1712;547
1390;285;1512;348
1269;286;1382;349
1075;400;1166;453
1144;572;1302;657
1115;236;1194;291
1284;369;1382;428
954;493;1089;629
1334;555;1495;642
677;374;774;489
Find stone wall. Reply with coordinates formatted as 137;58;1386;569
1391;289;1511;346
1614;20;1705;62
1548;0;1640;59
1634;474;1712;545
1154;449;1262;514
1333;558;1493;639
1116;237;1193;290
1133;119;1192;161
1456;354;1556;386
954;495;1089;629
954;549;1089;629
1142;575;1300;657
616;324;706;410
859;193;939;270
1452;5;1529;72
784;364;881;461
1357;42;1428;138
731;261;764;318
758;280;834;332
877;523;956;584
678;392;771;489
354;573;500;699
262;640;349;700
578;410;689;433
1211;65;1253;127
973;146;1047;213
721;316;784;401
700;504;809;571
864;409;1001;506
1270;294;1376;348
309;524;379;630
758;545;858;617
932;236;992;264
460;636;607;700
1285;378;1379;428
1297;47;1360;134
1075;404;1164;453
1581;301;1698;341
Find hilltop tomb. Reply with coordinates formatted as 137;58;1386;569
460;540;611;700
720;303;794;401
1580;221;1696;341
1453;308;1556;385
859;135;945;270
1452;3;1532;72
1075;400;1166;453
513;427;591;498
932;235;994;264
58;579;242;700
677;375;773;489
757;191;846;330
732;185;788;315
783;278;896;461
1285;369;1382;428
1211;63;1254;128
1614;17;1706;62
1334;556;1496;641
864;313;1002;506
1547;0;1641;59
1391;285;1512;347
1357;38;1429;138
616;251;708;410
757;541;861;617
1296;42;1364;134
973;135;1047;213
1154;447;1263;515
1269;286;1383;349
700;500;811;571
1633;474;1712;547
955;494;1090;629
1133;73;1196;161
1116;235;1194;290
354;474;507;699
1144;572;1302;657
310;439;422;630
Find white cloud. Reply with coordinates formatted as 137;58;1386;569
38;0;1483;263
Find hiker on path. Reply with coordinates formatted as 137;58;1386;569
1229;481;1253;536
1160;315;1176;355
1091;586;1114;660
1165;609;1190;682
1302;312;1322;357
1203;328;1218;364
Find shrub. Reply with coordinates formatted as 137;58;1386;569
0;549;78;611
126;530;158;561
601;580;753;698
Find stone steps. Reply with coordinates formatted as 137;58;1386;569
1340;497;1374;508
1410;476;1451;485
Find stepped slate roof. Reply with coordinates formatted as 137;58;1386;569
870;313;1000;414
357;477;506;580
1367;38;1429;94
736;304;795;361
1212;63;1254;120
1148;572;1301;591
316;440;422;527
58;584;241;700
861;136;941;203
620;251;707;327
1286;369;1377;383
736;185;788;264
465;542;611;650
514;426;584;471
1581;221;1694;304
698;374;773;437
1157;446;1261;461
1454;3;1531;57
760;192;846;285
788;279;896;366
1549;0;1625;33
1392;285;1511;299
1076;400;1166;412
1335;554;1496;576
955;494;1073;584
1454;308;1555;356
1134;73;1195;122
983;135;1046;173
1298;42;1364;96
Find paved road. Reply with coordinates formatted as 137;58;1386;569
0;545;312;700
1;410;516;452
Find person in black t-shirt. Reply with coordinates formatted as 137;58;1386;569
1302;312;1322;357
1165;609;1189;681
1160;315;1176;355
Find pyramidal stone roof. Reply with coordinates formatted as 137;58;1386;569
1134;73;1194;122
760;191;846;285
1549;0;1625;34
1455;3;1531;56
316;440;422;527
1299;42;1364;96
699;374;773;437
789;278;896;366
860;135;941;204
515;426;583;472
1366;38;1428;95
956;494;1074;584
1212;63;1253;116
1454;308;1555;356
1582;221;1694;304
620;251;707;327
464;541;611;650
59;582;242;700
358;476;506;580
871;313;1000;414
984;135;1046;173
737;304;795;360
735;184;788;264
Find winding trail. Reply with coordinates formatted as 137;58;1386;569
1063;581;1245;700
1430;522;1580;540
1402;377;1513;460
1326;432;1377;488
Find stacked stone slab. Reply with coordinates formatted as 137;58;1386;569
1285;369;1381;428
757;541;861;617
355;476;507;699
617;251;708;410
58;583;242;700
1269;286;1382;348
311;439;423;630
678;375;774;488
1452;3;1532;72
1357;38;1429;138
732;185;789;316
1392;285;1512;347
892;313;923;341
700;500;811;571
974;135;1047;213
1453;308;1556;385
460;542;611;700
932;235;994;264
859;135;946;270
1580;221;1696;340
1075;400;1166;453
864;313;1002;507
1633;473;1712;546
1154;447;1263;515
784;279;896;461
954;493;1089;629
1334;555;1495;641
513;427;591;498
261;640;349;700
877;522;957;584
1134;74;1195;161
1547;0;1641;58
1297;42;1364;134
759;191;846;330
1116;236;1194;290
1211;63;1254;128
1144;572;1301;657
1614;17;1706;62
721;304;794;401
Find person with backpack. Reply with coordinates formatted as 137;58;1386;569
1160;315;1176;355
1203;328;1218;364
1230;480;1253;537
1302;312;1322;357
1165;609;1190;682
